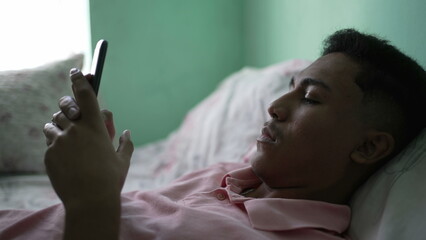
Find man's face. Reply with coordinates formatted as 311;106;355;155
251;53;366;198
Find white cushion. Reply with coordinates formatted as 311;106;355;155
0;54;84;173
349;128;426;240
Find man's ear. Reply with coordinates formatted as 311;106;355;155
350;130;395;165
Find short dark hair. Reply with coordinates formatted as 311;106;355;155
322;28;426;153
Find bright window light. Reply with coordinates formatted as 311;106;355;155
0;0;91;71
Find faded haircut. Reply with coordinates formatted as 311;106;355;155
322;28;426;154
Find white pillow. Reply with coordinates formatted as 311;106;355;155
349;128;426;240
0;54;84;173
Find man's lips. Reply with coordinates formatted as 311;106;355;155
257;126;277;143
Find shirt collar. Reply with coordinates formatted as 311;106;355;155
220;165;261;194
245;198;350;233
221;166;351;234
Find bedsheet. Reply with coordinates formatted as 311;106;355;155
0;141;168;210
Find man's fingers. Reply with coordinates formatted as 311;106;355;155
43;123;61;146
69;68;101;123
52;111;73;130
101;109;113;122
101;109;116;140
58;96;80;120
116;130;134;163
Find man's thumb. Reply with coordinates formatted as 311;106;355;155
117;130;134;162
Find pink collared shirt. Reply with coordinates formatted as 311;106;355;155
0;162;351;239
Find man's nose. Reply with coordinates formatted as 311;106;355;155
267;97;289;121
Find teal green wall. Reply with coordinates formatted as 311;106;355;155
90;0;243;146
90;0;426;146
243;0;426;68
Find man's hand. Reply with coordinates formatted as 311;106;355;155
43;68;133;240
57;96;116;141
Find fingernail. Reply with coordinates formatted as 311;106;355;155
68;107;79;119
52;111;61;119
70;68;79;75
124;130;131;138
69;68;83;82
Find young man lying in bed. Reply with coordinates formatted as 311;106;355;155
1;29;426;240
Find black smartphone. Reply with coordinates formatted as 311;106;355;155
90;39;108;96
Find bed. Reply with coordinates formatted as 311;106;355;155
0;54;425;239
